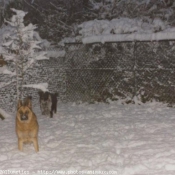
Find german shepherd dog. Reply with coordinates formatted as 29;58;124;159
38;91;58;118
16;96;39;152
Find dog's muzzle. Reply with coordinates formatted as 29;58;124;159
21;115;28;121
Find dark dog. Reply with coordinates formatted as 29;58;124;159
38;91;58;118
16;96;39;152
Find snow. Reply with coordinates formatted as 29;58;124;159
46;50;66;58
82;30;175;44
23;83;48;92
35;51;48;61
0;108;10;119
77;17;175;44
33;32;51;48
1;6;175;174
0;66;15;75
5;8;27;27
1;101;175;174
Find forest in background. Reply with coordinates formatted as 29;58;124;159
1;0;175;105
1;0;175;44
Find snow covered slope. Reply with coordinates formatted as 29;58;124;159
0;102;175;174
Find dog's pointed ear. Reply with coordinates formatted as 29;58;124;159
24;97;32;109
17;100;22;109
27;98;32;109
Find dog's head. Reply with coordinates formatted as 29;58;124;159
16;97;33;123
38;91;50;101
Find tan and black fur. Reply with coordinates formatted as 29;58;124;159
38;91;58;118
16;97;39;152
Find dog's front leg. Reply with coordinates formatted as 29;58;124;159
18;138;23;151
32;137;39;152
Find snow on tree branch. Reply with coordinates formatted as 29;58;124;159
1;8;49;100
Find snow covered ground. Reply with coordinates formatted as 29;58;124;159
1;101;175;175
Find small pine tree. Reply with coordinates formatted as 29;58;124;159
2;8;48;101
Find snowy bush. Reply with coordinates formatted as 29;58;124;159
79;18;169;37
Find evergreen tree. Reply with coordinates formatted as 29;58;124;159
2;8;48;101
